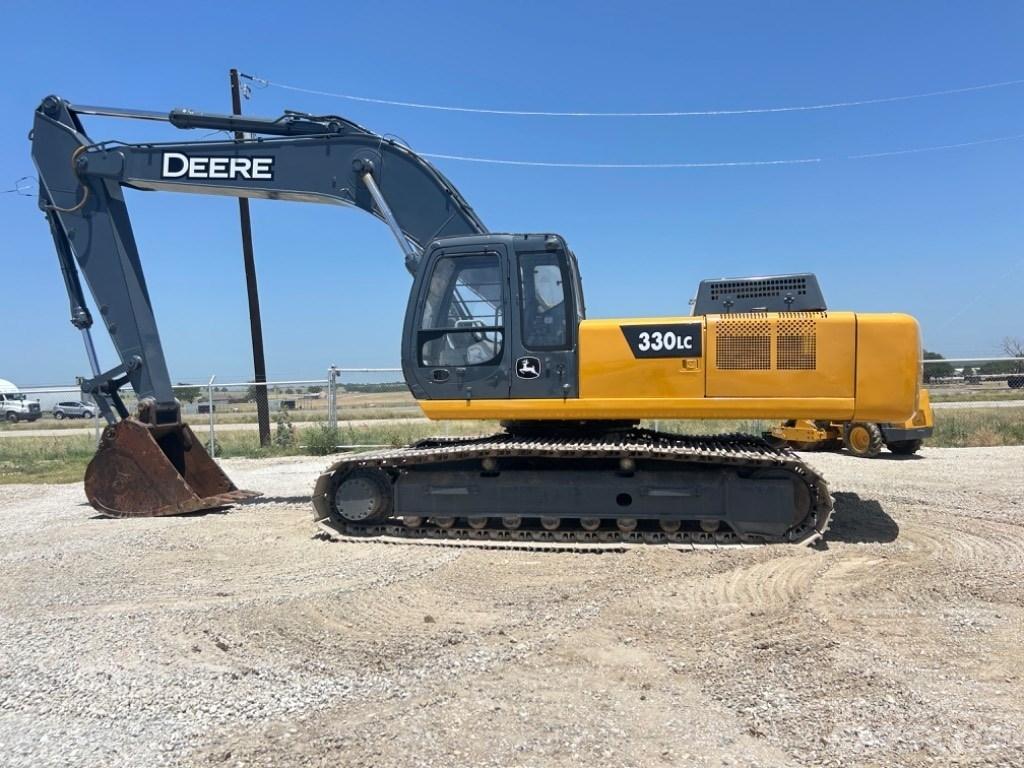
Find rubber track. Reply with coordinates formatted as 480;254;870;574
312;429;833;549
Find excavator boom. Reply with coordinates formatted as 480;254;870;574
32;95;485;516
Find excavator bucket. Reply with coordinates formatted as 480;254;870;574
84;420;260;518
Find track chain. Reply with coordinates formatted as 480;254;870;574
312;429;833;549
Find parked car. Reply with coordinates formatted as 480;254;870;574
52;401;95;419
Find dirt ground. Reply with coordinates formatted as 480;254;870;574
1;447;1022;768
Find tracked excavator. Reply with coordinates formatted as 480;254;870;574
31;95;922;546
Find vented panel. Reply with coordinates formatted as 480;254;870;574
777;317;817;370
710;276;807;301
716;319;771;370
778;311;828;319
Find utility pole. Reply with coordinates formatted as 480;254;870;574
230;68;270;447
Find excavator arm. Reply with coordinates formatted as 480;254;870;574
31;94;486;516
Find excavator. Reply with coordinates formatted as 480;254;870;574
31;95;922;546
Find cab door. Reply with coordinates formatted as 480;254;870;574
508;247;579;399
404;245;511;401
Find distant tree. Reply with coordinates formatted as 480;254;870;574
922;350;954;383
245;384;264;402
1003;337;1024;373
979;360;1018;375
341;382;407;393
174;384;203;403
977;339;1024;376
307;385;323;395
962;366;974;378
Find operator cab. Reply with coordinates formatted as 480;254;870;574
402;234;584;401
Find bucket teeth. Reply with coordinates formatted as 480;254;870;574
84;420;260;517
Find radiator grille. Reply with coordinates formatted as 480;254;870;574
716;319;771;370
777;317;817;370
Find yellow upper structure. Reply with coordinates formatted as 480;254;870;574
420;311;921;423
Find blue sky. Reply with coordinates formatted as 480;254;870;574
2;1;1022;385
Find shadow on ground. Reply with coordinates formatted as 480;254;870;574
88;506;235;520
239;495;310;505
872;452;924;462
826;491;900;544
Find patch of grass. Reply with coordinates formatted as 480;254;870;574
303;424;343;456
0;422;495;484
0;417;103;431
928;388;1023;403
0;435;97;484
930;407;1024;447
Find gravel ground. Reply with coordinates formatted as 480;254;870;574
1;447;1022;768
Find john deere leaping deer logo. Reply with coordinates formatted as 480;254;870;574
516;356;541;379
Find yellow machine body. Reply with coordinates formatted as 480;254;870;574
420;310;921;423
897;387;934;432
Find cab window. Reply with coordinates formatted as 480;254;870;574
419;254;504;367
519;252;570;349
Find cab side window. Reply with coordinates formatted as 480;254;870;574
519;252;569;350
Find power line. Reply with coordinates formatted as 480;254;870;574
847;133;1024;159
247;74;1024;118
415;132;1024;169
1;176;35;195
418;152;822;168
242;73;1024;169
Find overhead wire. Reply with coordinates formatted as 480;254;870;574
415;152;822;168
412;133;1024;168
2;176;35;195
245;74;1024;118
241;73;1024;169
847;133;1024;159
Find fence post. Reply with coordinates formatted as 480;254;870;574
207;375;216;458
327;366;338;431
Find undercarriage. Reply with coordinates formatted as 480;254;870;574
312;427;833;548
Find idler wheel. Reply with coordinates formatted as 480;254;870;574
333;468;392;523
